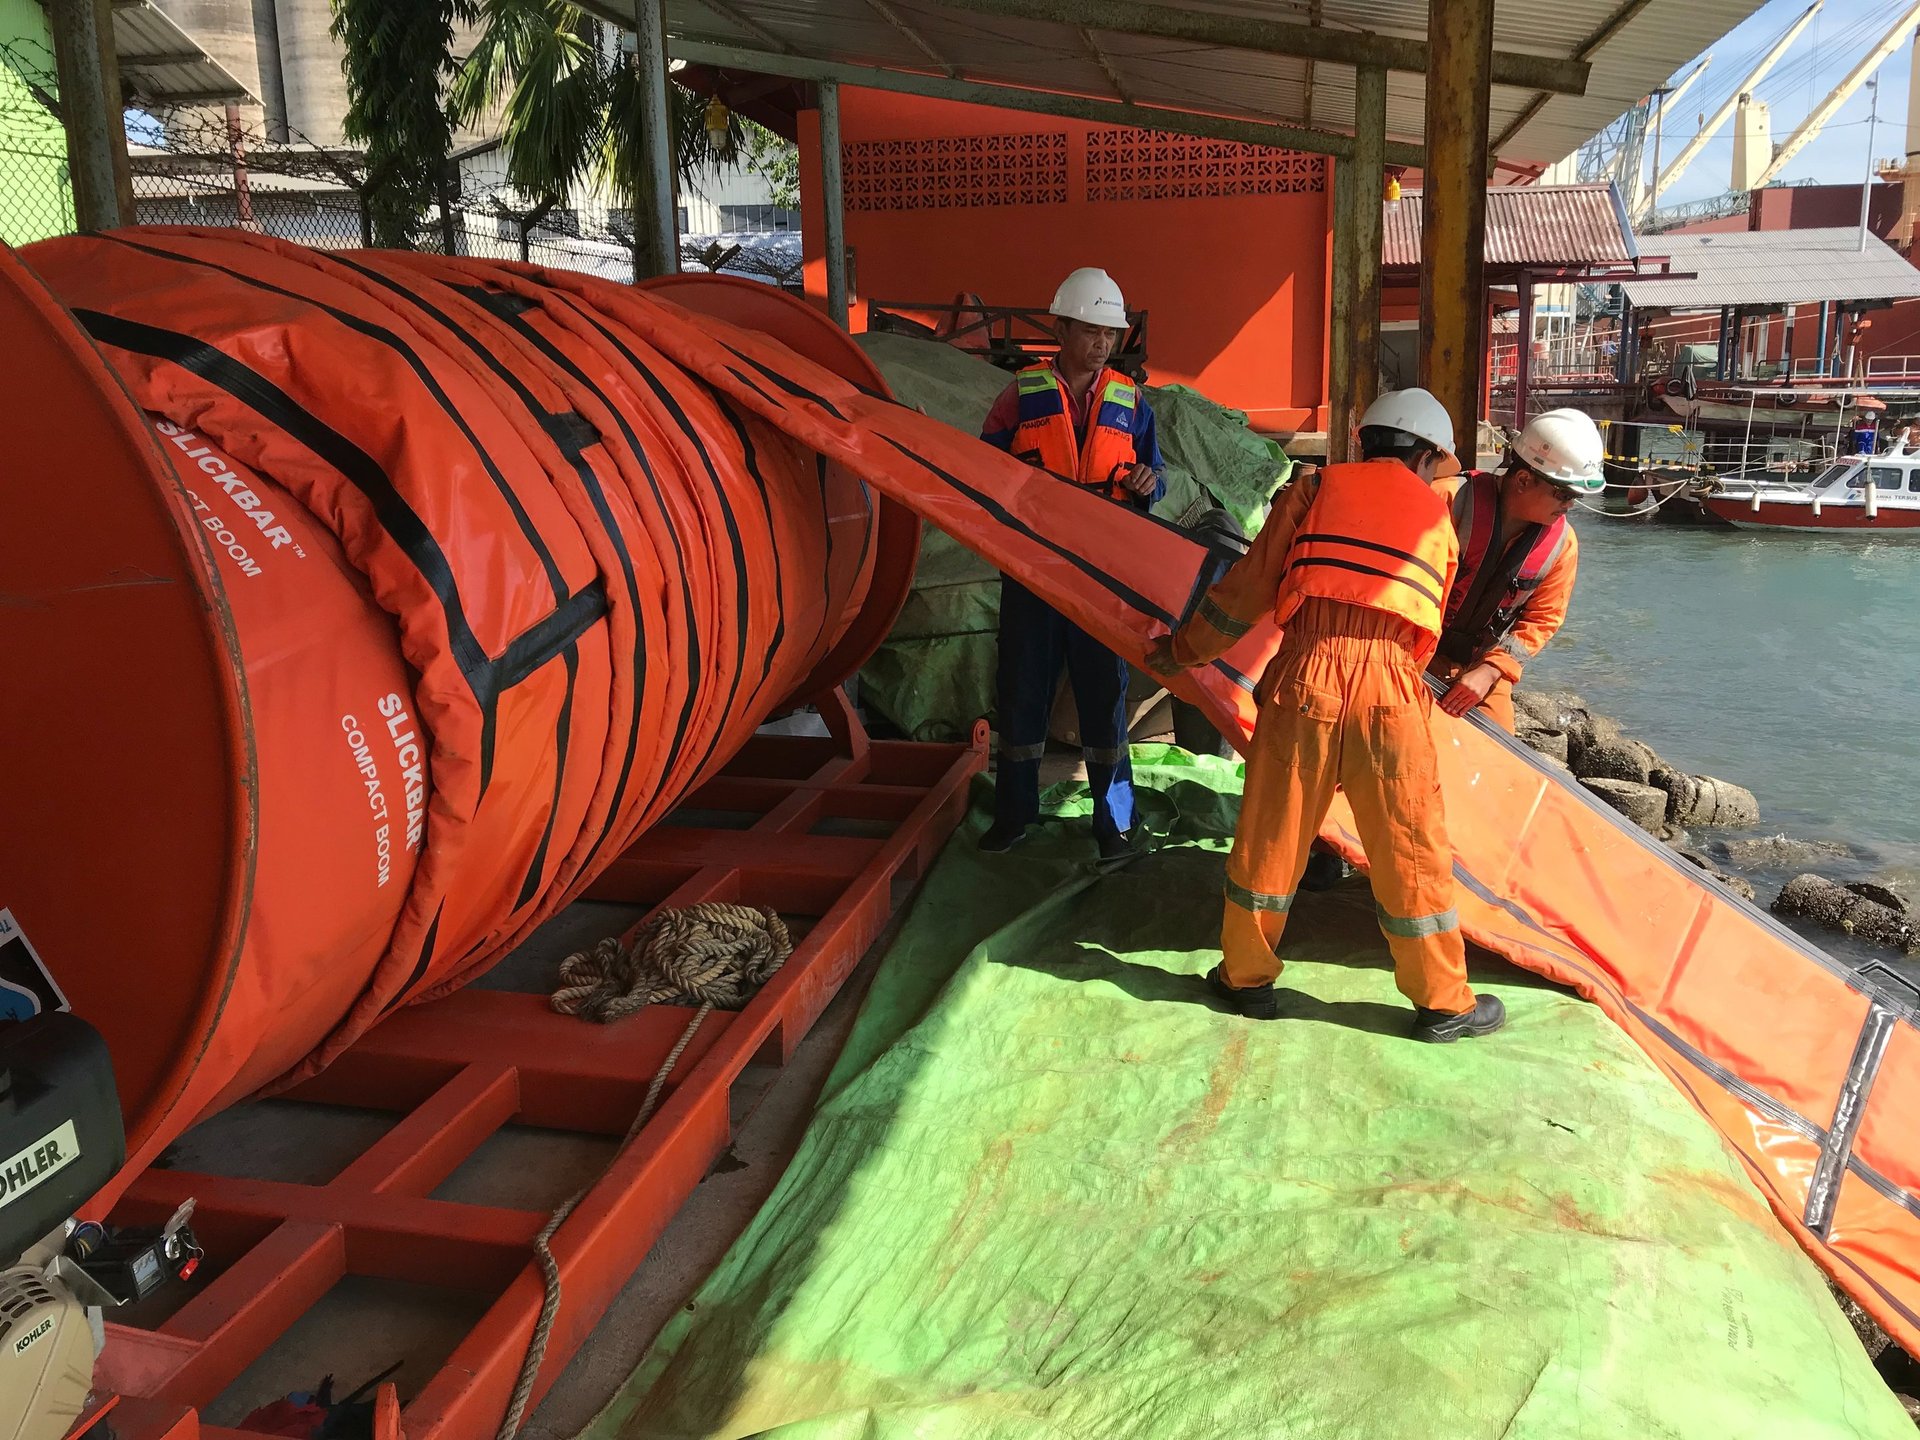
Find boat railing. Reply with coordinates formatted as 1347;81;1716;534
1866;355;1920;383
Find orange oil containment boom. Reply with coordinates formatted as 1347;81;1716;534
1;231;916;1194
6;230;1920;1356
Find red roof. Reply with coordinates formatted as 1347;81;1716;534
1382;182;1637;271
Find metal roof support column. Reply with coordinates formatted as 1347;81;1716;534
1331;64;1386;462
1328;156;1356;463
1420;0;1493;451
1349;65;1386;433
1780;303;1797;372
1818;301;1834;374
1515;271;1534;428
631;0;680;280
48;0;132;231
819;79;850;328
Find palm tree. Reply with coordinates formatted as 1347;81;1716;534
331;0;479;247
451;0;750;277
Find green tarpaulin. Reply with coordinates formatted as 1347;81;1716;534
853;336;1290;741
580;751;1909;1440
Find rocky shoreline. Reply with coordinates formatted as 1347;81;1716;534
1512;689;1919;955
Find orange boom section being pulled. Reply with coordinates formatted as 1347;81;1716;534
1;232;914;1191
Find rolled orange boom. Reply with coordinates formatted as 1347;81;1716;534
2;232;915;1194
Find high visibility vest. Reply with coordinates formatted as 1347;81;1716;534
1275;461;1456;638
1439;471;1570;663
1009;364;1139;500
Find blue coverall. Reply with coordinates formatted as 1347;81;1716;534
980;373;1165;843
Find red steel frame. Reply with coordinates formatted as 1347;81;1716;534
81;697;984;1440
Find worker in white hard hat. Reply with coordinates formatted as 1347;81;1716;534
1147;388;1503;1044
979;266;1164;861
1428;407;1602;732
1297;406;1602;894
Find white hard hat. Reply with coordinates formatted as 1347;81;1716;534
1357;387;1456;460
1050;267;1128;329
1511;408;1605;492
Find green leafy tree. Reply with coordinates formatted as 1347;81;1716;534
742;123;799;212
330;0;477;247
453;0;747;270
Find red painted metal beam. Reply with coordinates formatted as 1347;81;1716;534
147;1222;345;1404
91;725;986;1440
122;1169;543;1291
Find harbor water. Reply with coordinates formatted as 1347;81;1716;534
1526;517;1920;967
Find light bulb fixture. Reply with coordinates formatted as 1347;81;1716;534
704;96;732;157
1384;173;1403;209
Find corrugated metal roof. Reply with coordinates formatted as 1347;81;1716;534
1622;229;1920;310
1382;183;1635;268
617;0;1777;166
115;3;252;107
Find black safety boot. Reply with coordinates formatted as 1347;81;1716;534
1206;964;1283;1020
978;820;1029;854
1096;829;1136;862
1299;845;1352;892
1412;994;1507;1043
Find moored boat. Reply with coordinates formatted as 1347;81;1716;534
1702;451;1920;532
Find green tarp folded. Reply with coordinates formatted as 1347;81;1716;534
853;336;1290;741
581;751;1909;1440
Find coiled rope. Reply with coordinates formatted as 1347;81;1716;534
497;903;795;1440
551;903;793;1020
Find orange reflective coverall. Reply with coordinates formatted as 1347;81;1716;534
1427;476;1579;733
1172;462;1475;1015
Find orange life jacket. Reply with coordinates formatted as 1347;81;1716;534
1009;364;1139;500
1275;461;1456;639
1439;470;1571;664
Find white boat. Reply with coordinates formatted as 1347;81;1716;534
1702;452;1920;533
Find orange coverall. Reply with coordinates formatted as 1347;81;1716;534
1171;468;1476;1015
1427;478;1580;733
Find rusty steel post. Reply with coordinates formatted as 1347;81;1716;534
1420;0;1493;457
48;0;132;232
630;0;680;280
820;80;850;328
1350;65;1386;426
1327;156;1355;464
1514;270;1534;427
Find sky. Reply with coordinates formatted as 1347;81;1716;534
1645;0;1917;205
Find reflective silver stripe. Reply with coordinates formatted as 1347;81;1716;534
1375;905;1460;938
999;742;1047;762
1539;523;1573;575
1451;476;1478;529
1225;878;1294;913
1198;595;1253;638
1499;632;1538;661
1082;745;1128;766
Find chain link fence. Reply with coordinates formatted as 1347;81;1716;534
1;38;76;244
0;40;801;290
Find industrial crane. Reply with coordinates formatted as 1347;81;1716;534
1643;1;1822;217
1753;0;1920;189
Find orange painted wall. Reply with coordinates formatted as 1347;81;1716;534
798;91;1333;432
